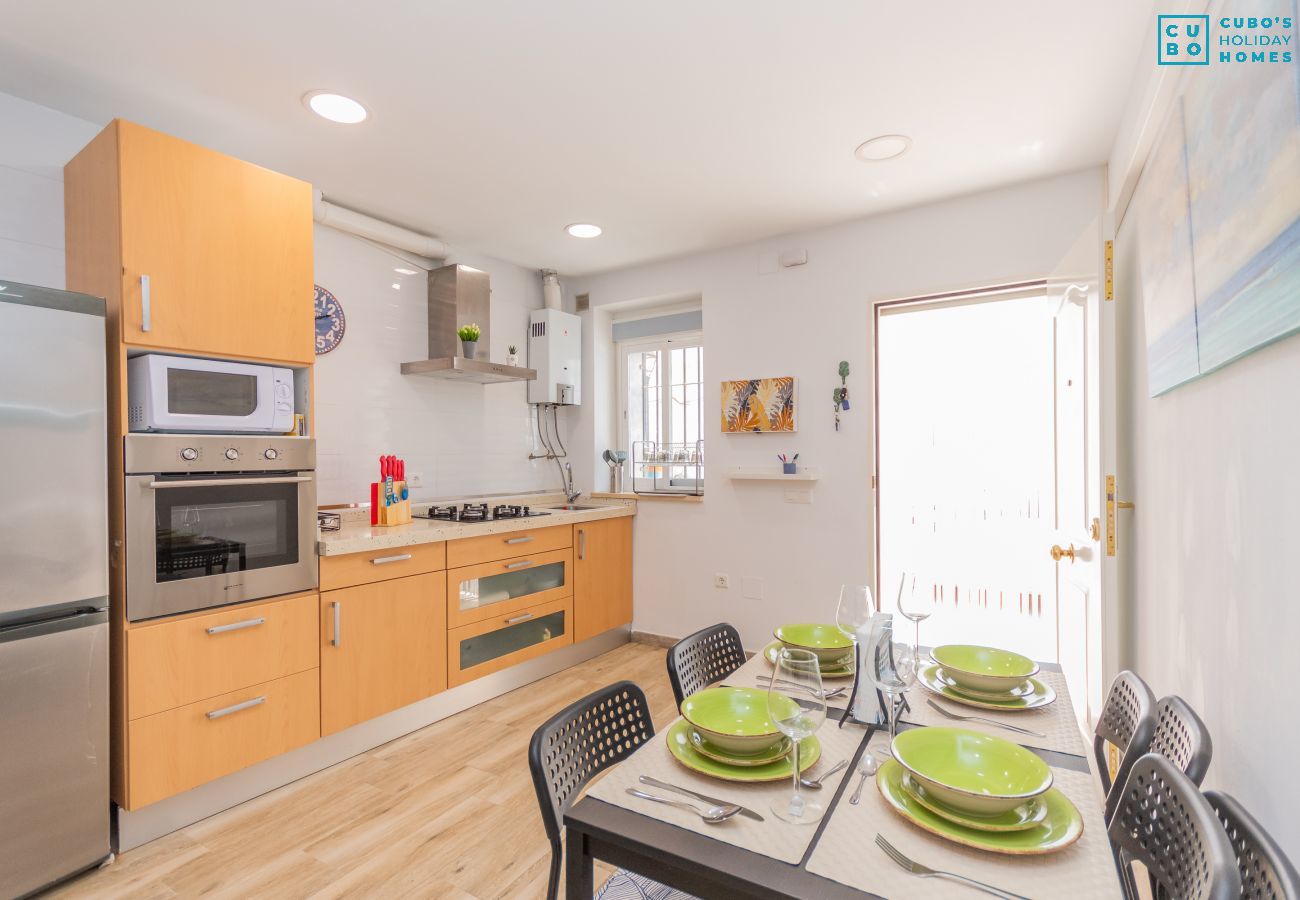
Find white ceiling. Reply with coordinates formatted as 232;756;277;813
0;1;1153;275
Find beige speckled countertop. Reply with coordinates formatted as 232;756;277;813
317;494;636;556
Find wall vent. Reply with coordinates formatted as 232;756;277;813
531;320;547;338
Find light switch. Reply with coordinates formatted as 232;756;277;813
742;577;764;600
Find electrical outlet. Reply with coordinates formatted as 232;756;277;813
407;472;424;487
714;573;730;589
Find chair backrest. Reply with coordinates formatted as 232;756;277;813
528;680;655;852
666;623;746;708
1148;695;1214;785
1205;790;1300;900
1094;670;1157;797
1108;753;1241;900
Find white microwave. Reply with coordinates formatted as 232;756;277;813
127;354;294;434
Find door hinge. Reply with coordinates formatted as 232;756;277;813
1104;240;1114;301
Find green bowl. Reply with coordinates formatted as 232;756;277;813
679;687;798;755
773;623;854;668
930;644;1040;693
891;727;1053;816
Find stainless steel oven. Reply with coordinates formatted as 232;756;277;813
125;434;317;621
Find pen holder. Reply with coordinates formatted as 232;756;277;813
782;462;797;475
370;481;412;527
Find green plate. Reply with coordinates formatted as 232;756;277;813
666;718;820;782
934;668;1036;701
902;772;1048;832
689;729;793;767
763;641;854;679
680;686;796;754
930;644;1040;693
892;727;1052;815
919;661;1056;711
773;623;854;667
877;760;1083;855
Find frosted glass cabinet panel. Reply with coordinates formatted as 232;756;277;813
447;596;574;687
459;610;566;670
445;548;572;628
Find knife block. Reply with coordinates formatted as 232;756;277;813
370;481;412;527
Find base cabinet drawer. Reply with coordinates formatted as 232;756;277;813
447;596;573;688
446;524;570;568
126;668;320;809
127;592;319;719
320;541;446;592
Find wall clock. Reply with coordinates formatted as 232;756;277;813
314;284;345;355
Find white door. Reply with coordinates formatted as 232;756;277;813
876;239;1105;726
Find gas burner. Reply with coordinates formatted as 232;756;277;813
416;502;549;522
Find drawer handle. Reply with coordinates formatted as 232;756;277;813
504;560;534;570
331;601;341;647
505;536;533;545
140;274;152;332
206;617;266;635
578;528;586;561
505;613;535;625
206;695;266;720
371;553;414;565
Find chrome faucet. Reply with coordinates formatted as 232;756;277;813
562;462;581;504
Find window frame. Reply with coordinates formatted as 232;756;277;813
616;330;704;493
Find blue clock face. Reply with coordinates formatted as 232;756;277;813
314;285;345;355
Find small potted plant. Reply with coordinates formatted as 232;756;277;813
457;323;482;359
506;344;519;366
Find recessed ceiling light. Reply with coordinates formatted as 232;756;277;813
566;223;602;238
394;267;418;275
304;91;368;124
854;134;912;162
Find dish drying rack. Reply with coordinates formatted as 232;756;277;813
631;440;704;496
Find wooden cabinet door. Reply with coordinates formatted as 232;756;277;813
572;518;633;642
115;120;314;364
320;573;446;735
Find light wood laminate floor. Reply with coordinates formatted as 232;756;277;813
51;642;676;899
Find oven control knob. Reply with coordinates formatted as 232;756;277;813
225;448;240;461
264;448;279;460
180;447;198;461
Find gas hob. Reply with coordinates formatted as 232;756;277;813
413;502;550;523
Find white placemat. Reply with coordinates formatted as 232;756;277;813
586;716;868;864
807;732;1120;899
900;668;1087;757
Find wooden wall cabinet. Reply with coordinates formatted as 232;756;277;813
65;118;314;365
320;573;448;735
573;518;633;642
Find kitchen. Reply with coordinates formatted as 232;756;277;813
2;4;1299;900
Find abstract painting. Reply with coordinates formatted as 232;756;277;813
721;376;796;433
1132;0;1300;395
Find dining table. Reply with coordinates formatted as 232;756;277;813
562;646;1122;899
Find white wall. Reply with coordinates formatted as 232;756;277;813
312;226;558;504
566;168;1105;651
0;91;98;288
1110;48;1300;851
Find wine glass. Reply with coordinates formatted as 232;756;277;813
871;626;919;743
836;583;874;682
767;648;827;824
896;572;935;655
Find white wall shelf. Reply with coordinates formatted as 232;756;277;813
728;467;819;482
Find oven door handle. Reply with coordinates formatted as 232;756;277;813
146;476;314;488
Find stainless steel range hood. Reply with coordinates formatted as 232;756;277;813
401;264;537;383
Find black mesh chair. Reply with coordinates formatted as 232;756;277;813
666;623;747;708
528;681;657;900
1108;753;1241;900
1147;695;1214;784
1205;790;1300;900
1094;670;1157;805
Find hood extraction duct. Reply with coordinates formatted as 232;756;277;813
312;189;448;267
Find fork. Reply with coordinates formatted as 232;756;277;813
875;834;1033;899
756;676;846;700
925;698;1047;738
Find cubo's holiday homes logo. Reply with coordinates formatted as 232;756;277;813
1158;12;1295;65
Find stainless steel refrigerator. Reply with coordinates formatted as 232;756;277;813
0;280;111;898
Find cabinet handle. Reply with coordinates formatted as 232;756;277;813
370;553;413;565
140;274;151;332
504;560;534;570
331;601;341;647
206;617;265;635
578;528;586;561
505;612;535;625
206;695;265;720
505;536;533;545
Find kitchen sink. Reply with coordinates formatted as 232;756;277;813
547;504;604;511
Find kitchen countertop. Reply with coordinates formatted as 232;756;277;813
317;495;636;556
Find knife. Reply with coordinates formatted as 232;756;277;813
637;775;764;821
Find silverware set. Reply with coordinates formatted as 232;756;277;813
925;698;1048;738
637;776;764;821
755;675;847;700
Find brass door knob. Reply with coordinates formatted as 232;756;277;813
1050;543;1077;563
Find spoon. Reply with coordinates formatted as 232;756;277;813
850;752;884;805
799;757;849;790
625;788;741;824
